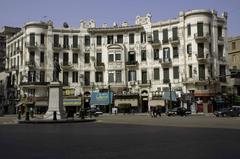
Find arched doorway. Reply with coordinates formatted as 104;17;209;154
141;90;149;112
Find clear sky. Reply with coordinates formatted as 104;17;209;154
0;0;239;36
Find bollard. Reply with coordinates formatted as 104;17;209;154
53;111;57;120
25;112;30;121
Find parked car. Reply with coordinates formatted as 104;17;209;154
88;107;103;117
214;107;240;117
166;107;191;116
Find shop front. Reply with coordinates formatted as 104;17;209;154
90;92;113;113
114;94;139;113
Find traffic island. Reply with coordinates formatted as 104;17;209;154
18;118;96;124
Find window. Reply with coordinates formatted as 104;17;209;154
107;35;113;44
84;71;90;86
108;72;114;83
96;53;102;64
95;72;103;82
40;71;45;82
153;30;159;43
163;68;169;83
117;35;123;43
108;54;114;62
141;50;146;61
153;49;159;60
30;33;35;46
63;35;69;49
154;68;160;80
232;42;236;50
63;53;69;65
187;44;192;56
28;71;36;82
173;66;179;79
73;35;78;48
189;65;192;78
63;72;69;86
30;51;35;62
53;34;59;47
85;35;90;46
40;33;44;45
115;53;121;61
199;64;205;80
84;53;90;63
142;70;147;84
128;70;136;81
219;65;226;82
141;32;146;43
187;24;191;36
162;29;168;43
218;26;222;38
218;45;224;59
173;47;178;58
73;53;78;64
197;43;204;58
129;33;134;44
163;47;170;59
128;51;136;62
40;51;44;63
172;27;178;40
116;70;122;83
97;36;102;46
72;72;78;83
197;22;203;36
53;53;59;63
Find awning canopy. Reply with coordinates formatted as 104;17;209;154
64;98;81;106
148;100;165;107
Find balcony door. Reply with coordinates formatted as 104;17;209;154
142;70;147;84
63;53;69;65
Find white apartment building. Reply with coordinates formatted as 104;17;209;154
5;9;228;113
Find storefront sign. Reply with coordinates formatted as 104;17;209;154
90;92;113;106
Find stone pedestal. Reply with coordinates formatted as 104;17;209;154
44;82;66;119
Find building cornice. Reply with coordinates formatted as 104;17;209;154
88;25;143;33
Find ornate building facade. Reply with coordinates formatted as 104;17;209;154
5;9;228;113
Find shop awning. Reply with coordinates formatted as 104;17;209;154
114;98;138;107
149;100;165;107
64;99;81;106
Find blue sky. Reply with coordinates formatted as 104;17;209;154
0;0;239;36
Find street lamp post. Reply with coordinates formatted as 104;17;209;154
169;82;172;110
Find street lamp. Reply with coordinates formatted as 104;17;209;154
169;82;172;110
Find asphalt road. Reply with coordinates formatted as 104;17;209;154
0;121;240;159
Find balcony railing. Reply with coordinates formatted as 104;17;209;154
162;39;169;44
196;53;209;63
159;58;172;66
125;61;138;67
95;62;105;70
52;44;62;50
71;44;80;51
151;39;161;47
138;80;151;87
163;79;170;84
60;62;74;70
25;61;36;68
218;36;224;41
194;33;210;41
169;37;180;46
25;42;38;49
63;44;70;49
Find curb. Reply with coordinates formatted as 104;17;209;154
18;119;96;124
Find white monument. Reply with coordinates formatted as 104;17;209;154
44;58;66;120
44;82;66;119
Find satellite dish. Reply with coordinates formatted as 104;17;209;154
63;22;69;28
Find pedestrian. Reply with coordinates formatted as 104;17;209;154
156;107;161;117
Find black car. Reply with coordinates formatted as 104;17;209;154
167;107;191;116
214;107;240;117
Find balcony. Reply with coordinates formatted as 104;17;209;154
218;56;226;62
159;58;172;66
60;62;74;70
125;61;138;68
169;37;180;46
52;44;62;51
195;78;208;85
196;53;209;63
71;44;80;51
232;78;240;86
138;80;151;87
150;39;161;47
63;44;70;50
95;62;105;70
194;33;210;42
218;36;224;42
162;39;169;45
219;76;227;83
25;61;36;68
25;42;38;50
20;82;49;88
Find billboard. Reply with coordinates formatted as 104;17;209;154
90;92;113;106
